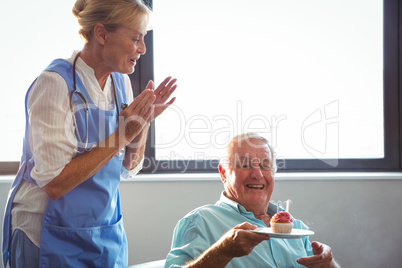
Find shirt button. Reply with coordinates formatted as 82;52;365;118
278;260;281;265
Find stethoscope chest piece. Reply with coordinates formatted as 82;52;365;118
121;103;128;110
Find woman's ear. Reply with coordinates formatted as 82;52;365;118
94;23;108;45
218;163;227;183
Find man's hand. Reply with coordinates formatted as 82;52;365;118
184;222;270;268
296;241;340;268
217;222;270;258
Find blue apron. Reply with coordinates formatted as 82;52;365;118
2;59;128;267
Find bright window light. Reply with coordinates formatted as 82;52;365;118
0;0;84;161
0;0;383;165
152;0;383;162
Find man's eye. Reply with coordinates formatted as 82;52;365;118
261;164;272;170
240;163;251;169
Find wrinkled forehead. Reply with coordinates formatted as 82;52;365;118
228;138;272;162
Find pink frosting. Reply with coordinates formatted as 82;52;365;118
271;211;293;223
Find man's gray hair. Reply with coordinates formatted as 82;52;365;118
220;132;277;173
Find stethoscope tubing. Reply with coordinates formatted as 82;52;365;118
70;52;121;153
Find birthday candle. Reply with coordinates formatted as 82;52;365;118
285;199;291;212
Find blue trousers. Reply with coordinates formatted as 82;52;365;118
9;229;39;268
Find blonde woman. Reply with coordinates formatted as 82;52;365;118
2;0;177;267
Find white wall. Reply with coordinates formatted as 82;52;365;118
1;173;402;268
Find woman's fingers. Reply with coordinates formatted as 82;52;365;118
126;89;155;117
145;80;153;90
154;77;177;101
120;75;177;139
119;89;156;143
159;83;177;101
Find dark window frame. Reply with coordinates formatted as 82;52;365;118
0;0;399;175
134;0;401;173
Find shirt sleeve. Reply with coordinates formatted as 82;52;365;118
120;157;144;180
28;71;76;187
165;215;212;268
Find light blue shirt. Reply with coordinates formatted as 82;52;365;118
165;192;313;268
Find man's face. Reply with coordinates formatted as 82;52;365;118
221;138;275;212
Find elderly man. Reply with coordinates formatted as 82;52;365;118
165;133;341;268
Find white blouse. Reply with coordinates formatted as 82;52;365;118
12;51;143;247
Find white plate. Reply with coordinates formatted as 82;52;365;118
251;227;314;239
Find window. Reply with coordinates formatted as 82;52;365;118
0;0;83;174
136;0;400;173
0;0;400;175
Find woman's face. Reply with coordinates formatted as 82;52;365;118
102;25;146;74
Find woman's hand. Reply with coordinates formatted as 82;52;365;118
146;76;177;119
119;89;155;146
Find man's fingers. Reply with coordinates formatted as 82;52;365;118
234;222;257;230
297;243;333;267
254;232;270;241
297;254;325;264
312;241;322;249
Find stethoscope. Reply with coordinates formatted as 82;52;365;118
70;52;128;154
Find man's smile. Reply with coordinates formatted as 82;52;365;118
246;184;265;190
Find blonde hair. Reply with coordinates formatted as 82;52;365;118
72;0;152;42
220;132;277;173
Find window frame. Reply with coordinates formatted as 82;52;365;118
0;0;399;175
135;0;401;173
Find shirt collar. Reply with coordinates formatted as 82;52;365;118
219;191;258;217
68;50;112;99
69;50;96;76
219;191;242;212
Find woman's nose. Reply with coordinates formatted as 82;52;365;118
137;39;146;55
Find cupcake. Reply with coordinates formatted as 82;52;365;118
270;211;293;233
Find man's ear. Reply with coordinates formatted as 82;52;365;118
218;163;227;183
94;23;108;45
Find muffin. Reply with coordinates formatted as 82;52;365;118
270;211;293;233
